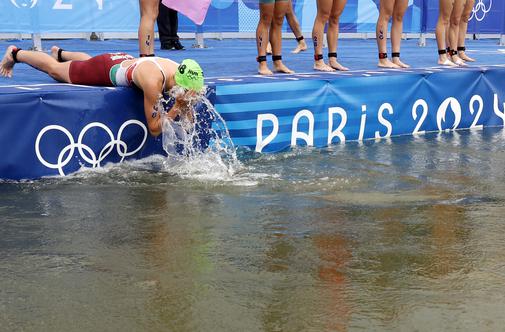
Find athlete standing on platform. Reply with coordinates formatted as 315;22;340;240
0;46;204;137
312;0;348;72
139;0;159;57
256;0;295;75
285;0;308;54
375;0;410;68
446;0;467;66
457;0;476;62
266;0;308;55
436;0;458;66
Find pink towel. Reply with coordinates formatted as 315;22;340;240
161;0;211;25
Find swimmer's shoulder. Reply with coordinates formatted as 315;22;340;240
157;58;179;75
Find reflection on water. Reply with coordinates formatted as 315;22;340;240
1;128;505;331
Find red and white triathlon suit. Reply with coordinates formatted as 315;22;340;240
68;52;134;86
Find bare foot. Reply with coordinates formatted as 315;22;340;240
0;45;17;78
438;57;458;67
451;55;468;66
50;45;62;61
258;62;273;75
458;52;475;62
392;58;410;68
314;60;336;72
273;61;295;74
328;59;349;71
378;58;400;69
266;42;272;55
291;40;307;54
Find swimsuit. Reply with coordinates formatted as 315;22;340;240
69;53;172;90
68;53;134;86
109;57;168;89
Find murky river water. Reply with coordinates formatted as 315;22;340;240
1;128;505;331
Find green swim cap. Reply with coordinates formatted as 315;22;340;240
175;59;204;91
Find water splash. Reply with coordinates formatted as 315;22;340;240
158;86;242;181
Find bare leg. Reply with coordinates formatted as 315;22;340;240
313;0;335;71
436;0;457;66
285;0;307;54
271;0;294;73
391;0;410;68
376;0;399;68
449;0;467;66
256;3;275;75
1;45;71;82
327;0;349;71
458;0;476;62
445;21;450;51
138;0;159;56
50;46;91;62
266;42;272;54
257;3;274;75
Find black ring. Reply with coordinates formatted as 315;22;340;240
57;48;64;62
11;47;21;63
256;55;267;63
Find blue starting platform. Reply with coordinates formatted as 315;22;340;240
1;38;505;180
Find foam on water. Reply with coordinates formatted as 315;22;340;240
157;87;252;183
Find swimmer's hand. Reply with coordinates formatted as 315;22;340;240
168;90;196;123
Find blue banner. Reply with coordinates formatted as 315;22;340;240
0;0;502;35
424;0;503;34
211;66;505;152
0;84;162;179
1;66;505;179
0;0;139;33
466;0;505;34
0;83;216;180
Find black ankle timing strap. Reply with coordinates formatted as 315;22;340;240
457;46;466;51
11;47;21;63
272;55;282;61
57;48;64;62
314;54;323;61
438;49;447;55
139;53;155;57
296;35;304;42
256;55;267;63
328;52;337;58
392;52;400;58
379;52;387;59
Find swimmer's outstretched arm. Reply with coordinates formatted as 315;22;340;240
141;80;165;137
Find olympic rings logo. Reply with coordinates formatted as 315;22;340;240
470;0;492;22
35;120;148;176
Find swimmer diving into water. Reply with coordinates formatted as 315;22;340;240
0;45;204;137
